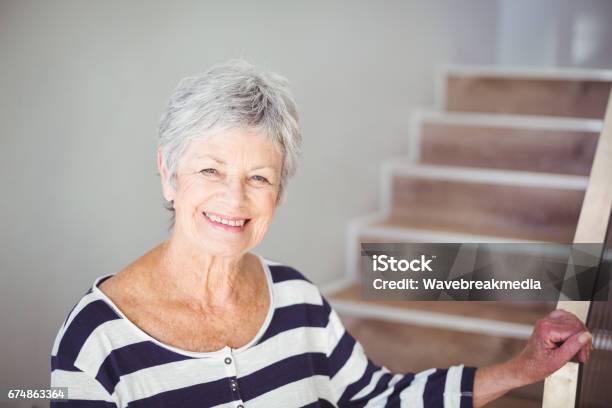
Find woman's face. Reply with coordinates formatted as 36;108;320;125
161;128;283;257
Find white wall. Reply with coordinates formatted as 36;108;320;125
2;0;607;391
497;0;612;68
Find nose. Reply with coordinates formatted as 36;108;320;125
222;176;247;208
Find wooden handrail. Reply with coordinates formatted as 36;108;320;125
541;89;612;407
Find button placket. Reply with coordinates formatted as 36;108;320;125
228;377;245;406
223;351;236;376
223;351;245;407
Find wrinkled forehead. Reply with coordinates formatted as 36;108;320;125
179;127;284;170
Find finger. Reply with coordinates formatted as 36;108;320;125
580;341;592;363
556;316;588;333
549;309;586;324
578;345;588;363
547;311;588;332
556;331;592;364
549;309;569;319
544;323;584;345
587;347;593;361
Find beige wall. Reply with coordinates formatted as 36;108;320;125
0;0;608;390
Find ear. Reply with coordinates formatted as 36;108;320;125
157;147;175;202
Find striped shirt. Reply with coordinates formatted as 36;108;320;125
50;255;476;407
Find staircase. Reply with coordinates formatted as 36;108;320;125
325;66;612;407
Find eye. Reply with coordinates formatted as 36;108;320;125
200;168;218;176
251;175;270;184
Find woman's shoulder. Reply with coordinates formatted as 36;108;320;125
50;252;155;370
50;277;123;370
261;256;331;308
262;256;314;285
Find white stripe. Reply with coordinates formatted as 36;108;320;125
113;326;331;404
75;319;147;373
399;368;436;407
443;365;464;407
418;109;603;132
351;367;391;401
326;311;348;348
329;340;369;393
273;280;323;308
357;219;538;244
384;161;589;190
441;64;612;81
114;359;222;407
364;373;403;407
51;369;114;402
237;326;329;376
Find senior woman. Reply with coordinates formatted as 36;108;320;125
51;60;592;408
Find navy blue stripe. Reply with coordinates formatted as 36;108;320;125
354;371;394;404
51;355;80;372
57;300;121;365
51;400;115;407
300;398;335;408
461;366;476;392
337;360;379;405
239;352;328;401
126;377;235;408
321;296;332;315
269;265;312;283
328;331;356;377
62;284;97;328
95;341;193;394
258;303;330;343
422;368;448;407
385;373;416;406
460;366;477;408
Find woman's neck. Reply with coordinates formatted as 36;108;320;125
153;236;252;312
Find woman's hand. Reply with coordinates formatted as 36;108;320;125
473;308;592;407
513;308;592;383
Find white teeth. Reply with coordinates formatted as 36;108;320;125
205;213;247;227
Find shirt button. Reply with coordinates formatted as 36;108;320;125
224;357;232;364
237;405;244;408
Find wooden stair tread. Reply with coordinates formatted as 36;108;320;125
374;216;568;243
384;169;584;242
419;121;598;176
331;283;554;326
444;74;611;118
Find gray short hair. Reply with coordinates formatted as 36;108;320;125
158;59;301;208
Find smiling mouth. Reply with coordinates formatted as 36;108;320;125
203;212;251;228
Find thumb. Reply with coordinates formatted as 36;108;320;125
556;331;591;363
